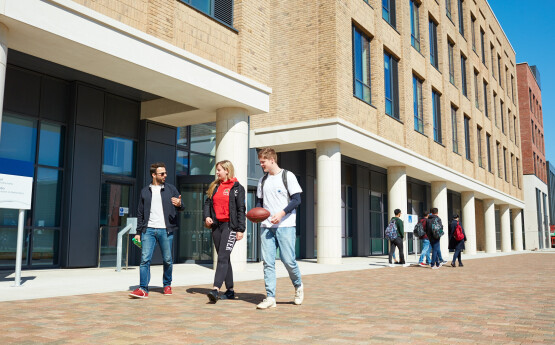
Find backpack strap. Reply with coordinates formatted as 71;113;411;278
260;169;291;201
260;172;269;202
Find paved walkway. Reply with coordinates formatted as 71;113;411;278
1;252;554;344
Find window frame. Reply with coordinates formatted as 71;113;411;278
460;54;468;97
384;51;400;120
413;75;424;134
451;106;459;154
429;19;439;69
432;90;442;143
352;26;372;105
410;0;421;52
463;115;471;160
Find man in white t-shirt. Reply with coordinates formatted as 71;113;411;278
255;148;303;309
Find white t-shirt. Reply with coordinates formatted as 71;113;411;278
148;185;166;228
257;170;302;228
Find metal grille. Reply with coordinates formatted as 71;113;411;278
214;0;233;27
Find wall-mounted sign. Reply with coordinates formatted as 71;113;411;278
0;159;34;210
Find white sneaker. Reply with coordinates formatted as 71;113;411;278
402;263;410;267
256;297;276;309
432;266;440;270
389;264;395;267
439;262;444;267
294;284;304;305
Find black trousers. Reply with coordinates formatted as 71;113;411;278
389;237;405;264
451;240;464;265
212;222;237;290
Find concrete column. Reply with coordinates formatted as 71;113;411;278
484;199;497;253
215;107;249;271
387;167;407;259
431;182;448;257
511;209;523;251
0;23;9;139
461;192;476;255
499;204;511;252
316;141;342;264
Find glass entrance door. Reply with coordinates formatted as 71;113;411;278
178;181;212;263
99;182;132;267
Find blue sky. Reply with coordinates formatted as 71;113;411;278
488;0;555;164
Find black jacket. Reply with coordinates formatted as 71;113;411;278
137;183;184;234
203;181;246;233
425;214;443;243
448;219;467;250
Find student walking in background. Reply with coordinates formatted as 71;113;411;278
448;215;466;267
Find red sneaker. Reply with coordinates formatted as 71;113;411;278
129;288;148;299
164;286;172;295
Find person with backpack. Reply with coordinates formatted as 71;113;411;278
425;208;444;269
416;214;430;267
203;160;246;303
448;214;467;267
386;209;406;267
255;148;303;309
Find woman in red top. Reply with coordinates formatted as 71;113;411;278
203;160;246;303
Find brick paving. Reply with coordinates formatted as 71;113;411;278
1;253;554;344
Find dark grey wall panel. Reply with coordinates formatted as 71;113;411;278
67;125;102;267
146;122;176;146
104;94;139;138
40;76;70;123
354;165;370;256
76;84;104;129
145;141;177;186
4;66;41;116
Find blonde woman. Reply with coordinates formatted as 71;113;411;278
203;160;246;303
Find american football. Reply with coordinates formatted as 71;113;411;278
246;207;270;223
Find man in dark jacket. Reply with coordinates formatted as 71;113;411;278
388;209;406;266
129;162;184;299
426;208;444;269
418;214;430;267
448;215;466;267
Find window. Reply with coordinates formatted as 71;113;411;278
486;133;492;172
493;92;497;126
508;109;513;141
511;75;515;103
413;75;424;133
458;0;464;37
177;122;217;176
497;141;501;177
180;0;234;28
429;19;439;68
480;28;486;65
511;153;515;185
448;40;455;85
516;157;520;188
529;88;532;111
103;137;136;177
500;100;505;134
503;147;508;181
477;126;483;167
384;52;399;119
452;106;459;153
474;70;479;109
531;120;535;144
497;55;502;86
505;66;509;91
383;0;396;28
460;54;468;96
353;26;371;104
432;90;442;143
533;153;537;174
483;80;489;117
471;14;477;52
490;43;495;77
463;115;471;160
446;0;452;20
410;0;420;51
513;115;518;143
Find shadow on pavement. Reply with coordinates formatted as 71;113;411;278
186;287;265;305
0;271;36;284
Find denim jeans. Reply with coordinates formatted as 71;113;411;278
419;239;431;264
430;240;441;267
139;228;173;292
260;227;302;298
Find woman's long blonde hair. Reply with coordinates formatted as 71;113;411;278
206;160;235;198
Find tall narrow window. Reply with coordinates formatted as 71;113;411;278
464;115;471;160
446;0;452;20
531;120;535;144
483;80;489;117
410;0;420;51
497;55;502;86
384;52;400;119
477;126;483;167
516;157;520;188
500;100;505;134
471;14;476;52
429;19;439;68
480;28;486;65
486;133;492;172
493;92;497;126
513;115;517;143
353;26;371;104
448;40;455;84
432;90;442;143
533;153;536;175
511;153;515;185
458;0;464;37
496;141;501;178
451;106;458;153
529;88;532;111
511;75;515;103
474;70;480;109
460;54;467;96
413;75;424;133
490;43;495;77
503;147;508;181
383;0;396;28
508;109;513;141
505;66;509;91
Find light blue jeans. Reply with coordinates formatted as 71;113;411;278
419;239;431;264
260;227;302;298
139;228;173;292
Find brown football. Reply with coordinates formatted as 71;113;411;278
246;207;270;223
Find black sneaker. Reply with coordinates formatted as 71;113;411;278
219;289;235;300
207;289;219;303
451;262;456;267
394;262;403;265
459;263;464;267
441;260;447;264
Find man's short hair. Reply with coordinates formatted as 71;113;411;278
257;147;278;163
394;208;401;216
431;207;438;215
150;162;166;175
